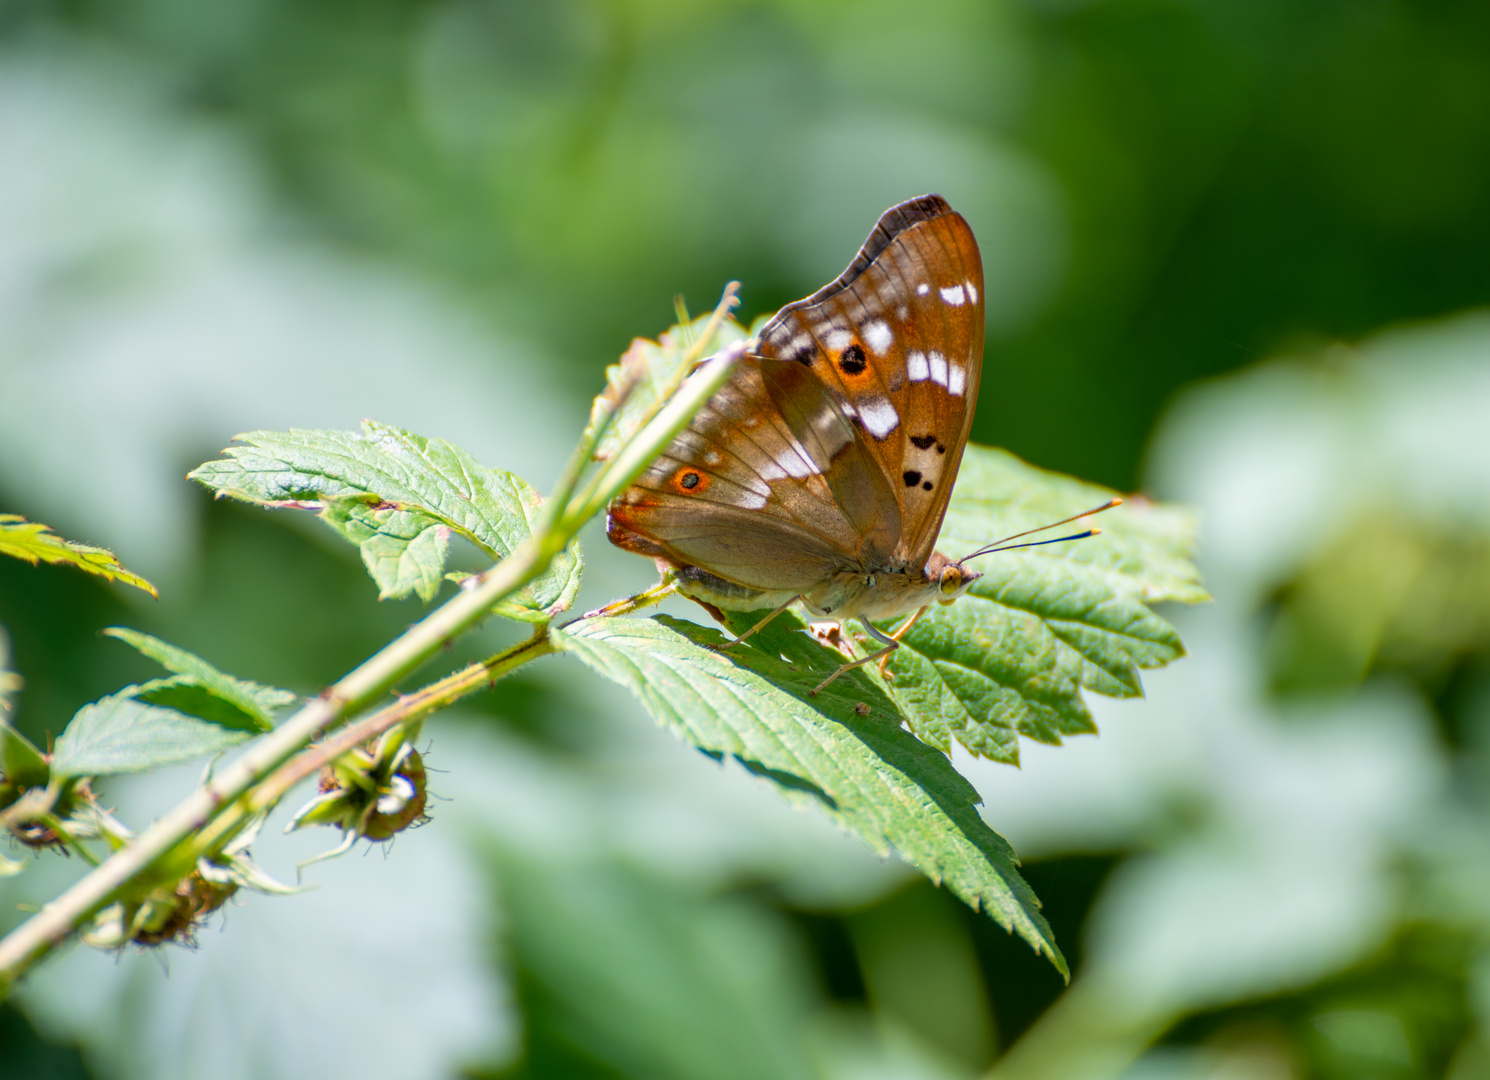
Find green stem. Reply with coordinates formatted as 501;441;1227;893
0;340;738;994
185;629;555;865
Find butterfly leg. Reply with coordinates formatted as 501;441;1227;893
809;620;901;696
875;606;928;677
711;595;799;652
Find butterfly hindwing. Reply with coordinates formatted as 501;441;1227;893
754;195;984;566
607;355;892;593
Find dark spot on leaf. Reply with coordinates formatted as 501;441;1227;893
902;470;922;487
838;344;867;375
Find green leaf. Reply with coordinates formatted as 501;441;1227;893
188;421;581;616
104;628;293;732
51;688;256;779
944;446;1207;605
556;613;1066;975
879;445;1208;763
589;314;750;461
0;515;157;597
1;720;50;790
319;496;451;606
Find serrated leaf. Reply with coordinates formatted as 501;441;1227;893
51;688;257;779
589;314;751;461
874;445;1207;763
104;628;293;731
0;514;157;597
134;677;269;732
188;421;581;614
943;446;1207;605
320;496;451;603
556;613;1066;974
1;720;50;789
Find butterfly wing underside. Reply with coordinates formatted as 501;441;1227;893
605;353;896;596
753;195;984;566
607;194;983;599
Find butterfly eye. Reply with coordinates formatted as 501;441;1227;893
939;566;963;595
670;468;710;495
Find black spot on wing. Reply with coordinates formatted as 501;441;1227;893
838;344;867;375
903;470;922;487
910;434;937;450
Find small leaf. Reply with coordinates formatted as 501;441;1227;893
589;314;751;461
556;613;1066;975
1;719;50;789
135;677;270;733
189;421;581;615
880;445;1207;763
104;628;293;731
51;689;255;779
0;515;157;597
319;496;451;603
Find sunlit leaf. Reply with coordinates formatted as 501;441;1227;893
589;313;750;461
104;628;293;731
51;688;256;779
556;613;1066;975
188;420;582;615
878;446;1206;763
0;515;156;597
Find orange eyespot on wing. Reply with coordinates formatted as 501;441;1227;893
669;468;710;495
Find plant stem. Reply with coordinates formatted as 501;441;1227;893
0;534;545;990
187;629;555;863
0;340;739;995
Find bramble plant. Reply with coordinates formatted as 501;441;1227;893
0;292;1205;992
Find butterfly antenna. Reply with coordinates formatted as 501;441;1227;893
960;498;1123;563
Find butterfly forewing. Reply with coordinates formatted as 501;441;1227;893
754;195;984;565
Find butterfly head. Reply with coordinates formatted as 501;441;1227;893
925;552;982;605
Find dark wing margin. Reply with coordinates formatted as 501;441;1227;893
796;195;955;308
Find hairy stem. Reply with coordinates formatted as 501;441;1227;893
186;629;556;864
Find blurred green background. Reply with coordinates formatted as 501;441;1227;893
2;0;1490;1078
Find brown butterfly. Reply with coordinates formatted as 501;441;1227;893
607;195;1115;692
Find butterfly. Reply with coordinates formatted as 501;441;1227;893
607;194;1115;693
